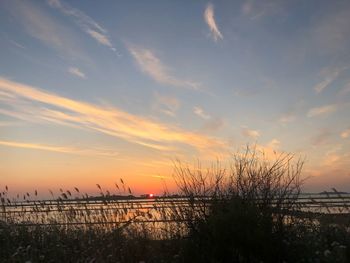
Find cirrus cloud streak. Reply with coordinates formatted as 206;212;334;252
0;78;224;154
128;45;200;90
0;140;119;157
204;3;223;42
47;0;117;52
307;104;337;117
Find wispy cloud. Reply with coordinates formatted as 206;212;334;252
204;3;223;42
9;0;83;58
9;39;26;49
241;126;260;139
202;117;225;133
86;29;113;48
338;81;350;96
192;106;224;133
153;92;180;117
320;145;348;167
278;112;296;124
0;121;23;127
313;67;344;93
241;0;285;20
311;7;350;55
313;74;338;94
278;100;306;125
0;140;119;157
47;0;117;52
0;77;224;153
341;128;350;139
47;0;106;33
267;139;280;149
307;104;337;117
311;129;331;146
241;0;265;19
193;106;210;120
323;153;341;167
128;45;200;90
68;67;86;79
146;174;173;180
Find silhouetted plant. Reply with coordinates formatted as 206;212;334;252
168;146;311;262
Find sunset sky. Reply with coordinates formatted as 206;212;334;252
1;0;350;196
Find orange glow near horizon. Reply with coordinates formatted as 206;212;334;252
1;0;350;196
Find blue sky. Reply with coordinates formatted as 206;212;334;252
0;0;350;194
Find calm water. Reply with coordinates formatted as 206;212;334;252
2;194;350;227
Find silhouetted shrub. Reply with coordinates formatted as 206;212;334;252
170;146;315;262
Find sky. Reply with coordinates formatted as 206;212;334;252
0;0;350;196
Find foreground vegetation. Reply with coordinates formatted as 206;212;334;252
1;147;350;262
